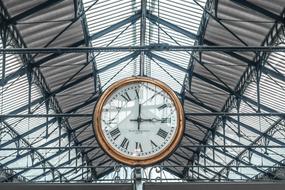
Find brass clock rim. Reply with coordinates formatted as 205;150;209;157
93;76;185;166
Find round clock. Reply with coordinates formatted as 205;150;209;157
93;76;184;166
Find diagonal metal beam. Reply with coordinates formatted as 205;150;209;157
186;92;285;148
89;11;141;41
184;95;217;113
6;135;92;180
145;51;188;72
32;51;140;101
0;118;57;149
146;12;198;40
204;40;285;83
9;0;64;24
187;167;213;181
97;51;140;73
263;67;285;81
0;65;26;86
192;72;232;93
31;39;85;67
211;118;285;179
1;132;68;168
66;95;99;114
1;121;66;181
228;117;285;146
231;0;285;24
199;154;250;180
54;154;112;181
186;118;283;178
30;146;97;181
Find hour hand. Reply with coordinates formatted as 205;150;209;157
141;118;170;123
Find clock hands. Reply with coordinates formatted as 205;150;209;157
130;117;169;123
138;103;142;130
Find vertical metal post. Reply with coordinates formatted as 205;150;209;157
92;60;98;92
1;24;7;84
0;23;6;139
256;63;261;113
236;97;241;137
134;167;143;190
27;67;32;114
139;0;147;76
212;130;215;162
222;116;226;152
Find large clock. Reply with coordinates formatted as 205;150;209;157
93;76;184;166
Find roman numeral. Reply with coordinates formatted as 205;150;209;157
121;92;131;102
161;118;171;123
135;142;143;152
157;128;168;139
150;140;157;149
109;128;121;140
120;138;129;149
135;89;140;99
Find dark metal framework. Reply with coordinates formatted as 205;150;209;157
0;0;285;183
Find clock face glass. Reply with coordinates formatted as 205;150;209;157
100;81;178;159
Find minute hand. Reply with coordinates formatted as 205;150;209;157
140;118;166;122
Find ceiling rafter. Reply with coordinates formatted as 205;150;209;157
146;11;198;40
8;0;63;24
231;0;285;24
1;120;67;181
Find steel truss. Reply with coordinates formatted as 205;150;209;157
183;4;285;181
1;46;285;54
0;0;285;183
0;0;95;182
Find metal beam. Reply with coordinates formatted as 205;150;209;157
186;114;285;177
182;134;250;179
0;118;57;149
8;0;63;24
146;51;188;72
231;0;285;24
30;146;97;181
89;11;141;41
6;135;93;180
139;0;146;76
211;119;285;179
199;154;250;180
3;112;285;119
1;121;66;181
228;117;285;146
97;51;140;73
146;12;198;40
66;95;98;114
1;132;68;168
263;67;285;81
2;45;285;54
31;39;85;67
0;65;26;86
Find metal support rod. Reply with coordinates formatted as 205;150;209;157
2;112;285;118
134;167;143;190
1;25;6;84
1;165;284;170
139;0;146;76
256;65;262;113
1;46;285;53
0;145;284;150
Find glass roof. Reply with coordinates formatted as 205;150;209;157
1;0;285;183
82;0;207;92
190;44;285;181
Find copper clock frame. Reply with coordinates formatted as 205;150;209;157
93;76;185;166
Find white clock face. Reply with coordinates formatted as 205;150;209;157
100;81;178;159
